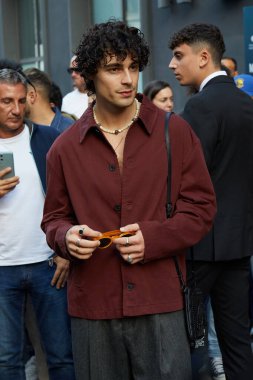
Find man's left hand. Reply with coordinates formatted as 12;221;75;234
113;223;145;264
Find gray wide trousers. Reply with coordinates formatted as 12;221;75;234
71;310;192;380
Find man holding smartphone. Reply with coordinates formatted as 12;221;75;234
0;156;18;195
0;69;75;379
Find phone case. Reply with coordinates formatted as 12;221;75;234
0;152;15;179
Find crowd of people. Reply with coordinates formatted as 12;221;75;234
0;19;252;380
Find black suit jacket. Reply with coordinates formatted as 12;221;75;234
182;75;253;261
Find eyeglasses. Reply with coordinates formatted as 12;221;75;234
90;229;135;249
67;67;81;74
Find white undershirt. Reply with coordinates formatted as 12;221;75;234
62;88;89;119
0;126;52;265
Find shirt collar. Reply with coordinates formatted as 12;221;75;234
199;71;227;92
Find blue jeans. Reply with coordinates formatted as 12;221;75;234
207;298;222;358
0;260;75;380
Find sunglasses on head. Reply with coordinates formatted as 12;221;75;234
67;67;81;74
90;229;135;249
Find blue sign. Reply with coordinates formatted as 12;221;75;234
243;6;253;74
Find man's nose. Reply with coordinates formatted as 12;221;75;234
122;69;132;84
12;103;21;115
168;58;175;69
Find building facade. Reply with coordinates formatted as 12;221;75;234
0;0;252;111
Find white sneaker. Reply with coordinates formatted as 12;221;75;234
209;357;226;380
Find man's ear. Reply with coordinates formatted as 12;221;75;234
199;49;209;68
27;88;37;105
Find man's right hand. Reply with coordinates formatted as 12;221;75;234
65;225;101;260
0;168;19;198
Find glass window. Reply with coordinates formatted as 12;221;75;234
92;0;140;27
125;0;140;29
92;0;123;23
18;0;44;70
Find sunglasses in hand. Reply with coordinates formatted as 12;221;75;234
90;229;135;249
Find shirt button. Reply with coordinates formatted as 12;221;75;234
127;283;135;291
114;204;121;213
109;164;116;172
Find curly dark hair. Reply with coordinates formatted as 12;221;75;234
75;19;150;94
169;23;225;66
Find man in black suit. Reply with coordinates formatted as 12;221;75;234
169;23;253;380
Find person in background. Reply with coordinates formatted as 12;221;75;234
234;73;253;99
234;71;253;340
0;68;75;380
206;66;252;380
49;81;77;121
0;58;49;380
61;55;89;119
205;60;233;380
169;23;253;380
143;80;174;112
42;19;216;380
221;56;238;77
24;68;74;133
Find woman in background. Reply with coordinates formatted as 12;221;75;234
144;80;174;112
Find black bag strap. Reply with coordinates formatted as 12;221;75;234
165;112;173;219
164;112;186;290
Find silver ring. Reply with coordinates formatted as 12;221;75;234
127;254;133;263
76;238;81;247
125;236;130;247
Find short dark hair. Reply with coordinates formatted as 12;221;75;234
221;64;232;77
221;56;238;71
24;68;52;100
49;82;63;109
0;68;27;88
169;23;225;66
143;80;172;101
75;19;150;94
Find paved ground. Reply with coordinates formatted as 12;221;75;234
192;336;253;380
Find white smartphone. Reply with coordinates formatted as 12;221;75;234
0;152;15;179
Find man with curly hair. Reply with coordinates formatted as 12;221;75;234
42;20;216;380
169;23;253;380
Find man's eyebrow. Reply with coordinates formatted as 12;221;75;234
103;62;122;68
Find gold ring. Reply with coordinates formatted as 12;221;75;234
76;238;81;247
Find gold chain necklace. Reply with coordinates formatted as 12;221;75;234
93;98;140;135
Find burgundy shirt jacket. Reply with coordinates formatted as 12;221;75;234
42;95;216;320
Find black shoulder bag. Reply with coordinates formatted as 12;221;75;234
165;112;206;349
